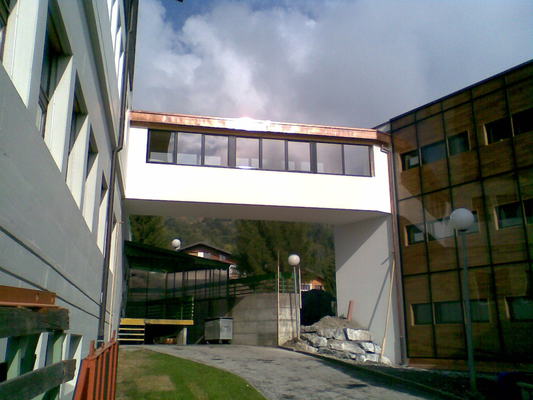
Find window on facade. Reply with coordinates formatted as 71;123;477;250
465;211;480;234
435;301;463;324
344;145;371;176
316;143;342;174
262;139;285;171
204;135;228;167
421;140;446;164
427;217;454;241
525;199;533;224
512;108;533;135
406;224;425;245
485;117;512;144
287;141;311;172
496;202;523;229
177;132;201;165
0;0;10;61
66;90;87;186
401;150;419;170
236;137;259;169
148;130;174;163
470;299;490;322
413;303;433;325
37;23;63;137
448;131;469;156
507;296;533;321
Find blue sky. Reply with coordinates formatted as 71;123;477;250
133;0;533;128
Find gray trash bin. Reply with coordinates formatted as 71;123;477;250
204;317;233;343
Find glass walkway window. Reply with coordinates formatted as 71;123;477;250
288;141;311;172
236;137;259;169
148;131;175;163
316;143;342;174
262;139;285;171
177;132;201;165
147;130;373;177
204;135;228;167
344;144;371;176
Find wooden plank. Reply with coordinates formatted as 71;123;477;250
0;286;56;306
0;307;69;338
0;359;75;400
120;318;145;326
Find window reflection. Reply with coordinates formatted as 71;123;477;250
317;143;342;174
288;141;311;172
344;145;371;176
204;135;228;166
262;139;285;170
177;132;201;165
148;131;174;163
236;137;259;168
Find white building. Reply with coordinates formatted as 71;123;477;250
0;1;137;395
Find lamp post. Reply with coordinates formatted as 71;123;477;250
449;208;476;393
288;254;301;338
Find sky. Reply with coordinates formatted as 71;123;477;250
133;0;533;128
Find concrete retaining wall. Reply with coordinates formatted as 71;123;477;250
230;293;298;346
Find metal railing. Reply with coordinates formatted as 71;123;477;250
74;331;119;400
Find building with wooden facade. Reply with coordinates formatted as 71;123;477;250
388;60;533;366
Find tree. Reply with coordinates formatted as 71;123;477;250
129;215;170;248
234;220;336;294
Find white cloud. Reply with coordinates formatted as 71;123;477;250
134;0;533;127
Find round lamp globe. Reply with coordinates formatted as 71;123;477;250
450;208;475;231
288;254;300;266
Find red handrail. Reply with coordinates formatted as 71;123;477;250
74;331;119;400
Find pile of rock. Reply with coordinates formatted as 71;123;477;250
292;316;392;365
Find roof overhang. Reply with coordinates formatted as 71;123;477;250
124;241;230;273
129;110;391;145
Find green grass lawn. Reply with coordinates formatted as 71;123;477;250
116;349;267;400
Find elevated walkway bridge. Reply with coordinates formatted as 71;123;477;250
121;111;402;363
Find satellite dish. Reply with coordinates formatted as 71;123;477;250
171;238;181;250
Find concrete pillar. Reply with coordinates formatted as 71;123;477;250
334;215;402;364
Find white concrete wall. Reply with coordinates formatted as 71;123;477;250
124;127;391;216
0;0;129;382
335;216;402;364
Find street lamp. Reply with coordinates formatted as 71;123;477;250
449;208;476;393
288;254;301;337
171;238;181;251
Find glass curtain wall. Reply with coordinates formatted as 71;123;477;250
392;62;533;362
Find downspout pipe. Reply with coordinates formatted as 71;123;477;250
97;0;139;342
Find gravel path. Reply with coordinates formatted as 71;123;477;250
137;345;445;400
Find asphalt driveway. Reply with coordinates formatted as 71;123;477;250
137;345;444;400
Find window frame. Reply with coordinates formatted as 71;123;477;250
145;129;374;177
447;131;470;156
405;223;425;245
401;149;419;170
485;116;512;144
495;201;523;229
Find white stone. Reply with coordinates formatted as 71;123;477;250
344;328;372;342
364;353;380;363
358;341;375;353
380;355;392;365
302;333;328;348
327;339;365;354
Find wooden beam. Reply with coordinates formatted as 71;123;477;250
0;359;75;400
0;286;56;306
0;307;69;338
